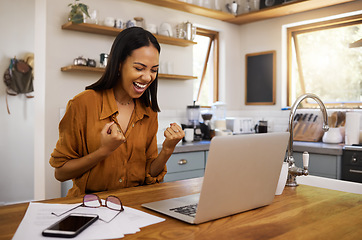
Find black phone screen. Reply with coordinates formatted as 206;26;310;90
49;215;95;231
42;213;98;237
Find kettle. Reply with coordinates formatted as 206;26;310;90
184;21;196;41
226;1;239;15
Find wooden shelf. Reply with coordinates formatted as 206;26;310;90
61;65;197;80
134;0;356;25
226;0;357;25
61;22;196;47
159;73;197;80
134;0;234;21
61;65;105;73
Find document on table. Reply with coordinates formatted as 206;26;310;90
12;202;165;240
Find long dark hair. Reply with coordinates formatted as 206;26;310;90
86;27;161;112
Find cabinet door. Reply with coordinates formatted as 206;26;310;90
205;150;209;165
164;170;205;182
164;151;205;182
294;152;339;179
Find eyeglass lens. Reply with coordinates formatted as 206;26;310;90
83;194;123;211
83;194;101;207
106;196;123;211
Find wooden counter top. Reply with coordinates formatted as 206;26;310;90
1;178;361;240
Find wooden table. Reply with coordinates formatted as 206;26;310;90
1;177;361;240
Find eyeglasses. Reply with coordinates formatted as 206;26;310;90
52;194;124;223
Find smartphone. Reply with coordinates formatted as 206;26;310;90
42;213;99;238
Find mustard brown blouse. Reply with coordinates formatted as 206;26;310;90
49;89;166;197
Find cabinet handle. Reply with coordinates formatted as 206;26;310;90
349;169;362;174
178;159;188;165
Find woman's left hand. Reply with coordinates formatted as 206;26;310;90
163;123;185;153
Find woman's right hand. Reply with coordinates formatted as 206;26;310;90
54;122;125;182
99;122;126;156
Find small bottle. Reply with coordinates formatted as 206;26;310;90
134;17;145;28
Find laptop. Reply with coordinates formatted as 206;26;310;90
142;132;290;224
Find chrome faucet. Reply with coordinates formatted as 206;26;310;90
285;93;329;187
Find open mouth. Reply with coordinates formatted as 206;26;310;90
133;81;148;93
133;81;147;89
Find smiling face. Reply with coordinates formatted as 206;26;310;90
115;45;159;101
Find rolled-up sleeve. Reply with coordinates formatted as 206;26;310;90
49;99;82;168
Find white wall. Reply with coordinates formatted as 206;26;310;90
0;0;35;204
1;0;361;204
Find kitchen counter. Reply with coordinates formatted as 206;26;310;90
293;141;344;156
173;140;211;153
1;177;361;240
162;137;344;156
158;140;211;153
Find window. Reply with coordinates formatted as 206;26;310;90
287;14;362;108
193;28;219;107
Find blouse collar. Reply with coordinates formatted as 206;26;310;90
100;88;151;121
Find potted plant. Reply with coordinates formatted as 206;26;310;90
68;0;90;23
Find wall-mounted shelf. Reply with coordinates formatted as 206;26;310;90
134;0;356;25
61;65;105;73
134;0;234;21
61;22;196;47
61;65;197;80
158;73;197;80
226;0;357;25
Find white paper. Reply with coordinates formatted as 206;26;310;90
12;202;165;240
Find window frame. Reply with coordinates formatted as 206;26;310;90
194;27;219;107
287;14;362;108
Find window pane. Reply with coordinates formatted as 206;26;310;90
291;23;362;106
193;35;212;106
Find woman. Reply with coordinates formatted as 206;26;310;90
50;27;185;197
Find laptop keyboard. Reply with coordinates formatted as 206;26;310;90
170;203;198;218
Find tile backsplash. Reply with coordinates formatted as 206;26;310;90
157;109;362;144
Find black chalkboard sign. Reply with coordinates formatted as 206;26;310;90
245;51;276;105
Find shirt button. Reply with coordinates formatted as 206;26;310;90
119;179;123;183
132;123;135;127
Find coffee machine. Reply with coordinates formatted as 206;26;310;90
200;109;213;140
182;102;202;141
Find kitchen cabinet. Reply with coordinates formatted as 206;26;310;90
134;0;355;25
293;151;342;179
61;22;197;80
165;141;344;183
164;151;206;182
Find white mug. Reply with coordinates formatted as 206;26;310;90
146;24;157;34
104;17;115;27
184;128;194;142
159;22;173;37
